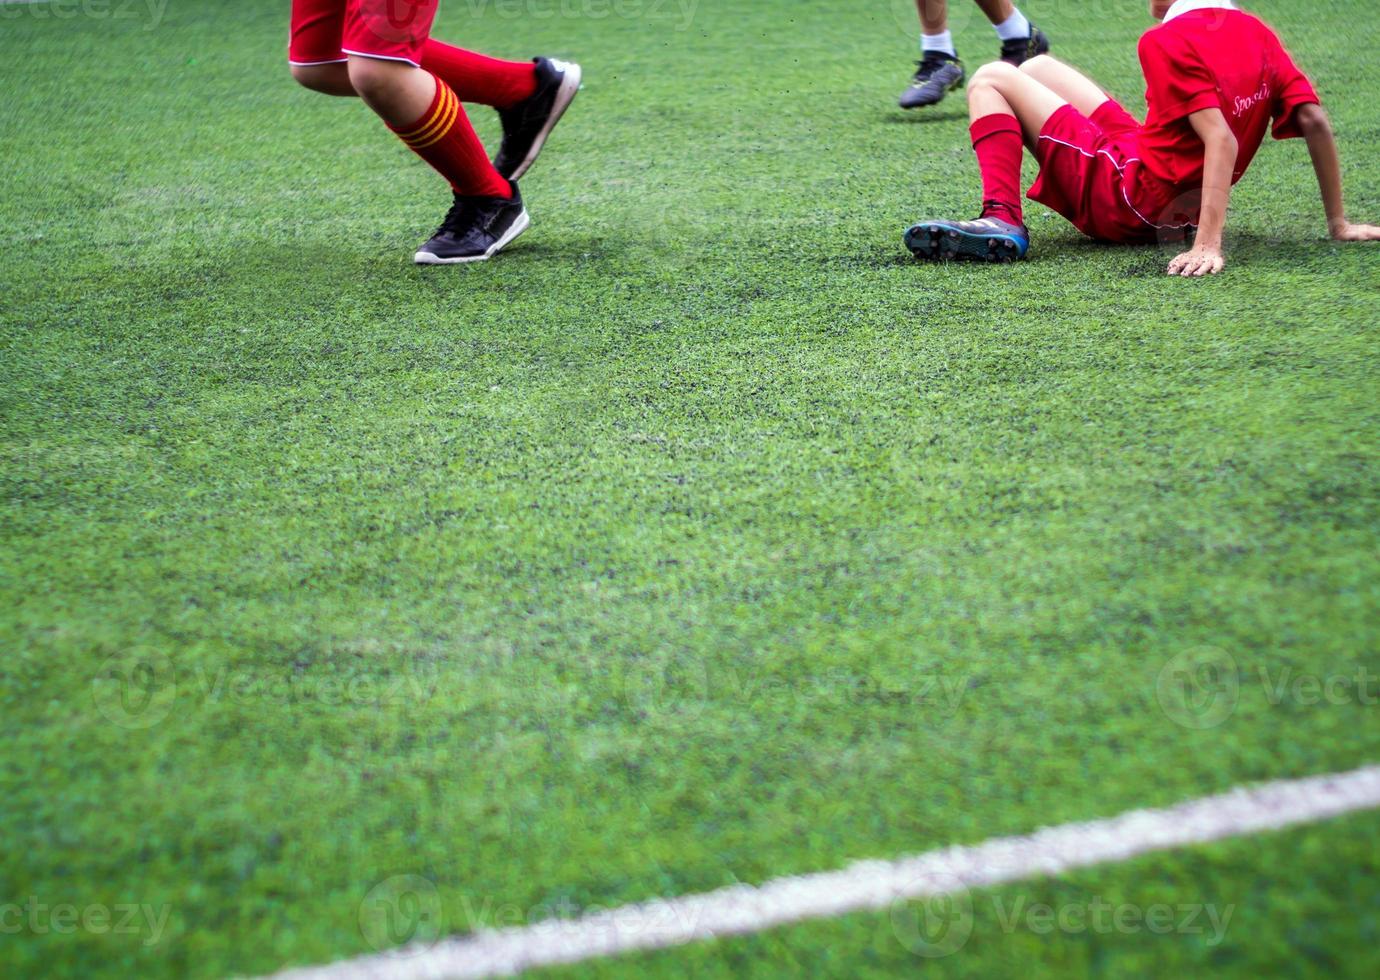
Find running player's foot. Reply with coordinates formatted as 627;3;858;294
999;25;1051;66
493;57;582;181
414;183;530;264
898;52;966;109
905;215;1030;263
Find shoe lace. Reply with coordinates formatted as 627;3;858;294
1001;34;1034;55
913;52;950;81
437;196;476;236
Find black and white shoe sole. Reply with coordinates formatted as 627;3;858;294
905;223;1026;263
414;210;531;265
505;62;582;181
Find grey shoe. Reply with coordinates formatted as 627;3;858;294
899;52;966;109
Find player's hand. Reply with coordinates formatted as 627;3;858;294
1167;244;1225;277
1330;221;1380;242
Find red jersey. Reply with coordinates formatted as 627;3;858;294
1137;7;1319;191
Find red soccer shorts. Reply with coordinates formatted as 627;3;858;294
1027;101;1198;244
289;0;439;67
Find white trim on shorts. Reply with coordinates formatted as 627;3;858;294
1037;132;1198;232
340;48;422;68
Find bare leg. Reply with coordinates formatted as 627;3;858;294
289;62;356;97
916;0;1017;31
346;56;436;128
967;61;1065;144
914;0;949;35
973;0;1016;25
1019;55;1110;117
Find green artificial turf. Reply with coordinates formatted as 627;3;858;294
536;807;1380;979
1;1;1378;977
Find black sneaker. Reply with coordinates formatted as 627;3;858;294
905;215;1030;263
414;183;530;265
493;57;582;181
899;52;966;109
999;25;1051;66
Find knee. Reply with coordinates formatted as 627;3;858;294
1020;54;1057;77
290;63;337;93
346;56;406;102
970;60;1021;90
289;63;320;90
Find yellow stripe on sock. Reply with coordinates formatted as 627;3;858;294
396;84;453;141
408;89;459;149
395;102;440;141
403;86;458;148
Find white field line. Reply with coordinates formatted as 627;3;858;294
265;764;1380;980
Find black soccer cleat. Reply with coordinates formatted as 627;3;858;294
414;183;530;265
899;52;966;109
1000;25;1051;66
905;215;1030;263
493;57;582;181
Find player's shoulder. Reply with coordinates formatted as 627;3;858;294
1156;7;1275;40
1140;8;1276;55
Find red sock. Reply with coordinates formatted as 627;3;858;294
970;114;1025;226
389;78;512;199
420;40;538;110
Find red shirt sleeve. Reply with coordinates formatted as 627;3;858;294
1139;29;1221;125
1266;33;1320;140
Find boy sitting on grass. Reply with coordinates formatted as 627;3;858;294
905;0;1380;276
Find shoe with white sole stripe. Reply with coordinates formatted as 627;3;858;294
493;57;582;181
414;182;530;265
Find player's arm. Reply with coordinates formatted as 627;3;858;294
1167;107;1237;277
1295;103;1380;242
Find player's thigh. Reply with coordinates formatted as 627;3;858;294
1019;55;1109;117
289;0;348;67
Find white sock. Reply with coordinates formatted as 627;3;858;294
993;9;1032;41
921;31;957;57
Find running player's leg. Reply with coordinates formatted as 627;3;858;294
418;41;580;180
899;2;967;110
973;0;1050;66
343;1;528;262
420;42;537;107
288;0;353;94
291;63;355;95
